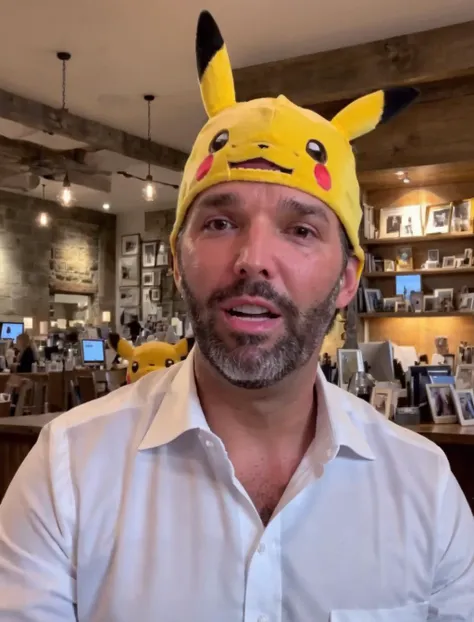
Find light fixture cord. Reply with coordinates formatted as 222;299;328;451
42;183;46;201
147;99;151;177
61;59;67;111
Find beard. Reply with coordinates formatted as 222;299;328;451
179;263;340;390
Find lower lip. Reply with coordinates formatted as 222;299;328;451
221;310;282;334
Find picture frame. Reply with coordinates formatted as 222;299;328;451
423;295;438;312
156;241;169;267
121;234;140;257
423;260;438;270
454;257;465;268
150;288;161;302
451;388;474;426
442;255;456;268
142;241;158;268
370;387;393;419
395;300;406;312
451;200;472;234
426;383;457;424
459;293;474;312
383;259;395;272
455;364;474;390
395;246;413;271
142;271;155;287
378;205;422;239
364;288;383;313
383;297;398;312
427;249;439;263
119;256;140;286
337;348;364;388
433;288;454;303
119;287;140;308
425;204;452;235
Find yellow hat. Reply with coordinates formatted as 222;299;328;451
170;11;418;276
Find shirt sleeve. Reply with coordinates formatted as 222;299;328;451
0;424;77;621
430;464;474;619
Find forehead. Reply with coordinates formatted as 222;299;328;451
191;181;337;222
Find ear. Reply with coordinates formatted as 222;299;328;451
116;338;134;361
331;87;419;141
196;10;236;118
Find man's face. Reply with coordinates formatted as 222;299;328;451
174;181;359;388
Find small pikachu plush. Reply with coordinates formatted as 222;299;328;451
108;333;194;384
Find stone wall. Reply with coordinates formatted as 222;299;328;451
0;190;116;330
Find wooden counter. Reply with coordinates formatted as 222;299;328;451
408;424;474;511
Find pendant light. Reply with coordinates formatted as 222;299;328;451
142;94;157;202
56;51;76;207
38;184;50;227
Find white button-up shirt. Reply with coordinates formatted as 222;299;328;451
0;350;473;621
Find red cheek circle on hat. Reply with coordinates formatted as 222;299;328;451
314;164;331;191
196;154;214;181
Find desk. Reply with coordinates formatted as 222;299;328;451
408;424;474;511
0;413;61;501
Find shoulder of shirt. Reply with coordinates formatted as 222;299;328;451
46;363;181;437
324;380;448;462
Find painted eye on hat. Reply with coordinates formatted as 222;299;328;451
209;130;229;153
165;359;175;367
306;139;328;164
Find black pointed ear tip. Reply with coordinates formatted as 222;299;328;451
197;10;219;34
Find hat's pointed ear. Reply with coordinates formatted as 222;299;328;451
196;11;236;118
331;87;419;141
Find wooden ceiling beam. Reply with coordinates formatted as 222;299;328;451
234;21;474;106
0;88;188;172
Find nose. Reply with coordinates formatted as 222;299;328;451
258;143;269;149
233;221;275;280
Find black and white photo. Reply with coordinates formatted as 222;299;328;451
119;287;140;308
121;234;140;257
425;204;452;235
142;241;157;268
156;242;169;267
142;271;155;287
426;383;457;423
452;200;472;233
120;256;139;286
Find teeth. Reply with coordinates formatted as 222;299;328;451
231;304;269;315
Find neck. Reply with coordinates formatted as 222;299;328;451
194;346;320;451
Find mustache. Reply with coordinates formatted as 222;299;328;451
207;279;298;320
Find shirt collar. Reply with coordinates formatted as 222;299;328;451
139;348;375;462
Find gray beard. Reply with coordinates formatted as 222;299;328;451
179;263;340;389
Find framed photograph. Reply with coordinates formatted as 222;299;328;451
451;200;472;233
455;364;474;390
120;256;140;286
427;249;439;263
119;287;140;308
378;205;422;239
364;288;383;313
121;234;140;256
423;295;438;312
442;255;456;269
395;246;413;271
451;388;474;426
156;242;169;267
142;241;157;268
464;248;473;262
142;271;155;287
337;348;364;388
383;297;398;312
395;300;406;312
383;259;395;272
425;204;452;235
459;293;474;312
370;387;393;418
454;257;465;268
426;383;457;424
434;288;453;303
150;288;161;302
423;260;439;270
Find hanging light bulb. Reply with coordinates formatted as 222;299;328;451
37;183;50;227
57;173;75;207
142;94;157;202
142;174;157;202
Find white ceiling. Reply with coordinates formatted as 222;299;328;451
0;0;473;213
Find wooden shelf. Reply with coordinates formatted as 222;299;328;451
360;311;474;319
364;267;474;277
362;232;474;247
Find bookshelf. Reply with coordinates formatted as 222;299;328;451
362;232;474;247
360;311;473;319
364;267;474;278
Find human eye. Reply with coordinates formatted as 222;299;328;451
287;225;317;240
203;218;235;232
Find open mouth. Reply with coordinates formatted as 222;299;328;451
226;304;280;320
229;157;293;175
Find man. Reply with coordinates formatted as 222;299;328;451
0;11;473;621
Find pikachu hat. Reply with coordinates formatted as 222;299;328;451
170;11;418;275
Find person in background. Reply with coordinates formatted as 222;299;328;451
126;315;141;344
14;333;36;373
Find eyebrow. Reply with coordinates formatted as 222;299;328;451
278;197;330;224
194;192;240;210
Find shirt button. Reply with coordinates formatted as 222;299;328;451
205;439;214;448
257;543;266;554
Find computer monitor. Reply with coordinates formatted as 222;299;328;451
81;339;106;366
0;322;24;341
